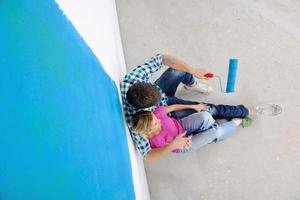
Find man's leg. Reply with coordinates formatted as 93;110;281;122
155;68;194;97
206;104;249;119
167;96;249;120
167;96;200;119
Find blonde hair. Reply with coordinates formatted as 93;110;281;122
131;111;153;139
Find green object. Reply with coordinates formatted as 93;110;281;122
242;117;252;128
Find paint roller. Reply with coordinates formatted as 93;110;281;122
204;58;238;93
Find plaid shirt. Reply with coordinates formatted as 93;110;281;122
120;54;168;159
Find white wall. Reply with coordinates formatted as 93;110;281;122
55;1;150;199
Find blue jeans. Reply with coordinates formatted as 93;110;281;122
179;111;215;136
155;68;249;119
155;68;245;153
189;121;238;152
176;120;238;153
155;68;195;97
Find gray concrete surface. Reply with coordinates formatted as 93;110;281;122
116;0;300;199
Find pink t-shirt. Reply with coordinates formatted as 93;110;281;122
149;106;185;148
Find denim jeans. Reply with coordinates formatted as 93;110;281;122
155;68;244;153
155;68;249;119
179;111;215;136
189;121;238;152
155;68;195;97
176;121;238;153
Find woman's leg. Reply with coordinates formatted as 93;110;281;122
179;111;215;136
175;121;238;154
175;111;215;154
189;121;238;151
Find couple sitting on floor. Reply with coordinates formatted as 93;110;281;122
120;54;280;161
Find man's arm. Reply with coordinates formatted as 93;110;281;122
127;54;163;81
162;54;210;79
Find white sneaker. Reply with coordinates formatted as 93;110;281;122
183;81;213;94
254;104;282;116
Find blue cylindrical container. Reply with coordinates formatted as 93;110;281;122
226;58;238;93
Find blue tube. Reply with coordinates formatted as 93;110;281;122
226;58;238;93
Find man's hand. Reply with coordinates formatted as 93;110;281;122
190;68;211;80
171;132;192;150
191;104;208;112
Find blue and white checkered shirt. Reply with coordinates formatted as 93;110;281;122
120;54;168;159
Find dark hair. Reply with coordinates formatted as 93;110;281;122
126;82;161;108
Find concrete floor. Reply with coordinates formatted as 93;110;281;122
116;0;300;199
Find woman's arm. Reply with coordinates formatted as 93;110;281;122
146;133;191;161
146;144;175;161
166;104;208;113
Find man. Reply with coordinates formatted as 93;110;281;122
120;54;249;160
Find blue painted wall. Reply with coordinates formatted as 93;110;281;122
0;1;135;199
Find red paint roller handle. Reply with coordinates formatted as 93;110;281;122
204;73;214;79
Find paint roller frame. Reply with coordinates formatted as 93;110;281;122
204;58;239;93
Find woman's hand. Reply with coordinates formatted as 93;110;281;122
171;132;192;149
183;137;192;149
191;104;208;112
